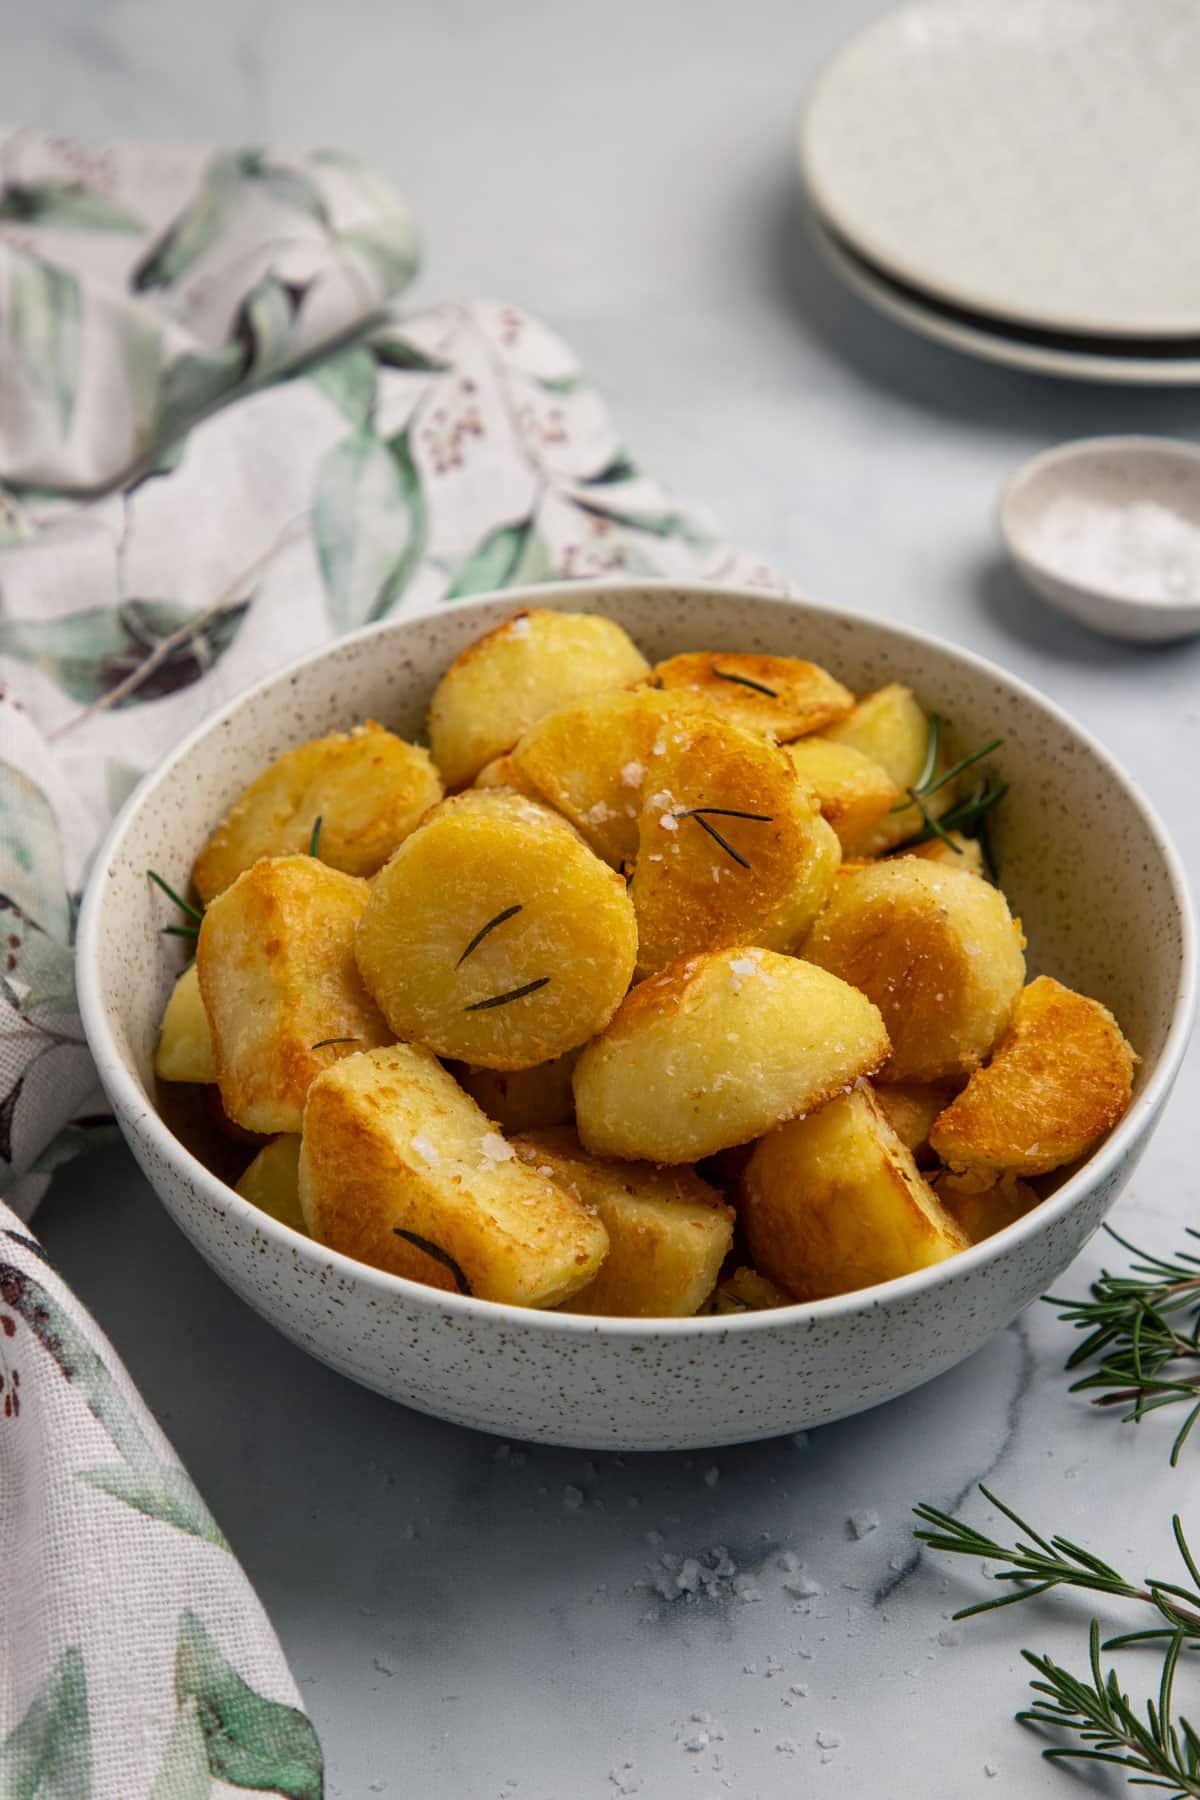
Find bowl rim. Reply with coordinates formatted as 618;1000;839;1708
76;578;1198;1340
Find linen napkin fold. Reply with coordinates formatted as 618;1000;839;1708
0;128;774;1793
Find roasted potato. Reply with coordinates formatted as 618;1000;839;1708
652;652;853;741
573;946;889;1163
703;1266;793;1314
355;789;637;1069
299;1045;608;1306
235;1135;306;1234
427;609;650;789
741;1085;967;1301
197;856;391;1133
929;976;1136;1179
509;687;707;869
193;723;441;902
154;962;217;1084
452;1047;581;1133
820;684;956;854
783;738;901;852
629;709;841;978
873;1079;959;1166
934;1170;1040;1244
512;1126;733;1316
805;859;1025;1082
901;831;988;879
472;754;537;795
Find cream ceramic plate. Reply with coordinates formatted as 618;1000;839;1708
802;0;1200;341
809;211;1200;387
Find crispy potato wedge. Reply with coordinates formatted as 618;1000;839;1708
929;976;1136;1179
901;832;988;879
299;1045;608;1306
512;1126;733;1316
197;856;391;1133
154;963;217;1084
820;684;956;854
783;738;901;852
741;1085;967;1301
573;946;889;1163
872;1079;959;1167
509;687;707;869
934;1170;1040;1244
629;710;841;978
652;652;853;741
703;1266;793;1314
452;1048;581;1133
235;1135;306;1234
355;790;637;1069
472;754;537;795
805;859;1025;1082
427;609;650;789
193;723;441;902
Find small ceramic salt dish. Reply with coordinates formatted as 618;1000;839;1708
1000;436;1200;643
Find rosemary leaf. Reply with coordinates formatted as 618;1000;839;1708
464;977;550;1012
712;664;779;699
457;904;523;967
685;812;751;869
311;1037;360;1050
147;869;204;924
162;924;200;940
393;1228;472;1296
309;815;323;858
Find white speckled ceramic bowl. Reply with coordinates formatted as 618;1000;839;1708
76;584;1196;1451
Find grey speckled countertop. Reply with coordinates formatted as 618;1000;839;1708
13;0;1200;1793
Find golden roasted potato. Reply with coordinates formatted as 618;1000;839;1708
509;687;707;869
929;976;1136;1179
472;754;537;795
783;738;901;852
629;709;841;978
452;1047;581;1133
901;831;988;879
820;684;956;854
741;1085;967;1301
154;963;217;1084
934;1170;1040;1244
573;946;889;1163
704;1266;793;1313
652;652;853;741
355;790;637;1069
427;609;650;788
873;1079;959;1166
805;859;1025;1082
193;723;441;902
300;1045;608;1306
235;1135;306;1234
197;856;391;1133
512;1126;733;1316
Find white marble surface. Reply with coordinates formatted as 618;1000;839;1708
11;0;1200;1794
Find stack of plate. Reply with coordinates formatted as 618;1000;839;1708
799;0;1200;383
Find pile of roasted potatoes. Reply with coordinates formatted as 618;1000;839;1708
154;609;1136;1316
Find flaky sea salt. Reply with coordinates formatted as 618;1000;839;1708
410;1133;439;1165
479;1131;514;1164
1025;494;1200;605
847;1509;879;1540
620;760;644;787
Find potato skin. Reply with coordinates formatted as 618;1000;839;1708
929;976;1136;1179
652;652;853;741
154;963;217;1084
451;1048;581;1133
513;1126;733;1317
805;859;1025;1082
235;1135;306;1234
629;709;841;978
934;1170;1040;1244
194;723;441;902
741;1085;967;1301
197;855;392;1133
299;1045;608;1306
573;946;890;1164
784;738;901;851
354;789;637;1069
820;684;956;854
427;609;650;789
902;832;987;879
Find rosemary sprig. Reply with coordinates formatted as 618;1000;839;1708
394;1229;472;1296
311;1037;360;1050
162;924;200;940
309;815;323;858
712;665;779;699
1048;1226;1200;1465
147;869;204;926
887;714;1006;869
457;905;523;966
464;977;550;1012
675;806;773;871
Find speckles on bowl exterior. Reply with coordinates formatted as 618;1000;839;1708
75;581;1196;1451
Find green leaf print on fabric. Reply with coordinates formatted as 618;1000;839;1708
149;1699;211;1800
371;334;449;374
0;182;144;233
445;518;552;599
175;1612;324;1799
0;597;249;710
0;764;68;944
237;275;300;382
0;1261;228;1548
307;347;377;429
9;254;83;438
132;149;324;292
312;428;423;630
157;343;249;447
0;1646;91;1800
1;904;77;1021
